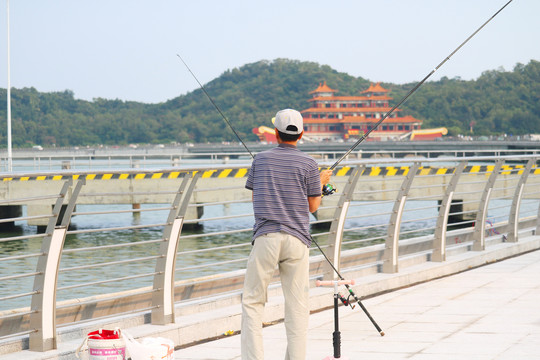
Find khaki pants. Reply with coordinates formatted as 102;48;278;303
241;232;310;360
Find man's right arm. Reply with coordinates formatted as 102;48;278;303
308;196;321;213
308;169;333;213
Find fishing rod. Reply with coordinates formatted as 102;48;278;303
328;0;514;171
178;54;384;334
309;0;514;333
178;0;512;333
177;54;254;159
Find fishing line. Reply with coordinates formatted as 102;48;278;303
328;0;514;171
177;54;254;158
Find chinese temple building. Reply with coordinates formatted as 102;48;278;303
300;81;423;141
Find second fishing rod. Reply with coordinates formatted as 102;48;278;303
327;0;513;171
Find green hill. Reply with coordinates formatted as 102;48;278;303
0;59;538;147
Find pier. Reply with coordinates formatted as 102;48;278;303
174;248;540;359
0;151;539;358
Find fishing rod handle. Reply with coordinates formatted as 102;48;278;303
316;279;355;287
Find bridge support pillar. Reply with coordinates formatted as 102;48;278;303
437;199;467;229
27;204;74;231
27;204;53;227
183;205;204;230
0;205;22;229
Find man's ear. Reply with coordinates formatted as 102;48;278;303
298;131;304;140
274;129;281;142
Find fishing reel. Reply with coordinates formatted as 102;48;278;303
338;293;355;309
322;183;337;196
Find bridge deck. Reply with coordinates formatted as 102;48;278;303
174;247;540;359
4;236;539;359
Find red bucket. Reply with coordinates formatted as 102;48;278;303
76;328;126;360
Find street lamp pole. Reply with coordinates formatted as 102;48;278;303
6;0;12;172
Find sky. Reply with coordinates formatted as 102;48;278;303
0;0;538;104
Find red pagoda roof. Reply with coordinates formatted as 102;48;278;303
303;115;420;124
301;107;401;114
309;81;338;94
308;95;392;102
342;115;420;123
361;82;389;94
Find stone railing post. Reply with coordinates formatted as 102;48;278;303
152;172;200;325
432;161;467;262
29;178;85;351
507;158;535;242
472;160;504;251
322;166;363;280
382;163;420;273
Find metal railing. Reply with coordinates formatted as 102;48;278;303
0;154;539;352
2;146;540;172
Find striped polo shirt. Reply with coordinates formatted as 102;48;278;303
245;143;322;247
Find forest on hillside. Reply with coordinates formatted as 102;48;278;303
0;59;538;148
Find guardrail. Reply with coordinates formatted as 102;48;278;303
0;155;539;353
2;146;540;172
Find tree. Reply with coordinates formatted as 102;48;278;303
0;59;538;147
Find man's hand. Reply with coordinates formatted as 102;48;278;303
320;169;333;186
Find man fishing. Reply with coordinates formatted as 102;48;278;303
241;108;332;360
178;1;514;348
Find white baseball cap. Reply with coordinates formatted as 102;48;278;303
272;109;304;135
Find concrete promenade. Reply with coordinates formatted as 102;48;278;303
2;237;539;360
175;249;540;360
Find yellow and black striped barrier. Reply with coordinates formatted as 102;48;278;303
1;165;538;182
